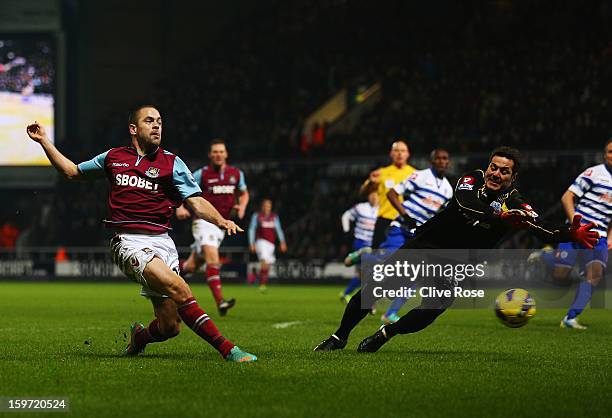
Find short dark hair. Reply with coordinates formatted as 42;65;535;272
604;138;612;151
209;138;226;151
128;104;158;125
429;148;449;161
489;146;521;174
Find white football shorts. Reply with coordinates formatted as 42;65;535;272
255;238;276;264
109;232;179;298
191;219;225;251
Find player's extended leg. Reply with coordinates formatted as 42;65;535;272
379;226;410;323
382;296;408;324
358;280;455;353
313;289;370;351
142;257;256;362
562;261;604;330
125;297;181;355
259;260;270;292
340;265;361;304
202;245;236;316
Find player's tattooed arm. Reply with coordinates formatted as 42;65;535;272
26;122;82;180
185;196;244;235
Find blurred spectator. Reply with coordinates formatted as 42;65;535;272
0;221;19;249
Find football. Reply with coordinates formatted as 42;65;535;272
495;288;537;328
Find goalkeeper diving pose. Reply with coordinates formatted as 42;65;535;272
314;146;599;353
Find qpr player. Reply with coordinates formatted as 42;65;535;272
531;139;612;329
176;139;249;316
25;105;256;362
314;146;599;353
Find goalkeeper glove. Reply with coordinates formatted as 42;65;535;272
500;209;534;230
569;214;599;249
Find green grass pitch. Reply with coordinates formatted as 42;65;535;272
2;282;612;418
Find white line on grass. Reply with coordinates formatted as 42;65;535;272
272;321;304;329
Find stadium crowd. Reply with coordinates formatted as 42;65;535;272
0;38;55;96
3;0;612;260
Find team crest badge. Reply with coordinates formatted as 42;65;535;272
229;175;236;184
145;167;160;178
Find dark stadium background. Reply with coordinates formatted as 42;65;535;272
2;2;612;417
2;0;610;275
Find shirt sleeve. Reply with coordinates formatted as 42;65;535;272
274;216;286;243
506;191;574;243
238;169;247;191
77;150;109;177
567;170;593;198
341;207;356;232
172;157;202;200
192;168;203;185
394;172;417;195
248;213;258;245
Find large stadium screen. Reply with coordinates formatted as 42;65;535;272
0;35;55;166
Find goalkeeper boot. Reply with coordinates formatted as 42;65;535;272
313;334;347;351
357;325;389;353
124;322;146;356
218;298;236;316
560;315;587;330
225;346;258;363
344;247;372;267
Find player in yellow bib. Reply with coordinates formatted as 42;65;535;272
359;140;415;247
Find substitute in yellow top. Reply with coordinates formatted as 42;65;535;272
360;140;415;247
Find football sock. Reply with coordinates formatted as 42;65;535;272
342;277;361;297
567;281;595;319
334;290;370;340
260;266;269;286
385;308;446;337
385;297;407;317
206;264;224;305
134;318;169;348
178;297;234;357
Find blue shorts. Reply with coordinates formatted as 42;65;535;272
352;239;371;267
380;226;414;251
556;237;608;270
353;239;371;252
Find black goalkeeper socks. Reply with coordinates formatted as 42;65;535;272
334;290;370;340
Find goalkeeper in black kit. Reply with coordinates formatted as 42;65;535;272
314;147;599;353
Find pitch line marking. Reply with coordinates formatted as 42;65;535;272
272;321;304;329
